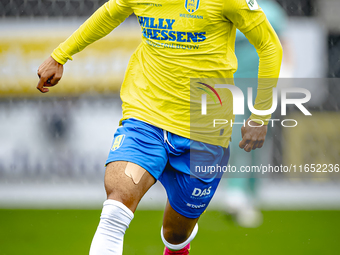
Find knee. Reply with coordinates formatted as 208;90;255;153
103;162;139;211
106;190;134;209
103;161;155;212
104;182;137;212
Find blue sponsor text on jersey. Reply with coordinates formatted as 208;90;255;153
138;16;206;43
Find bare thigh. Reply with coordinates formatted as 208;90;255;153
104;161;156;213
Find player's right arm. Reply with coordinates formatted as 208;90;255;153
37;0;132;93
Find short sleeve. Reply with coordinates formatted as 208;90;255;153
222;0;266;33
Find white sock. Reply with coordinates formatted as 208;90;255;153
161;224;198;251
89;200;134;255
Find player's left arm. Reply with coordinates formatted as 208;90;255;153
223;0;283;152
240;19;283;152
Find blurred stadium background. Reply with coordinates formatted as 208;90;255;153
1;0;340;254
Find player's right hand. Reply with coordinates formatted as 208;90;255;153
37;56;64;93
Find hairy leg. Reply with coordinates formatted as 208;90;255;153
104;161;156;211
90;161;156;255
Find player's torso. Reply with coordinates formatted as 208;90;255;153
120;0;237;147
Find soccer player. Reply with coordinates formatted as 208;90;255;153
37;0;282;254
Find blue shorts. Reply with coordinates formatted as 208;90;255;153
106;118;230;218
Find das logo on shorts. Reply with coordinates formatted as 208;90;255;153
185;0;200;13
111;135;125;151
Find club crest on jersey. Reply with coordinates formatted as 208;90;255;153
185;0;200;13
111;135;125;151
246;0;259;10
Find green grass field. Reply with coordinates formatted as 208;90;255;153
0;209;339;255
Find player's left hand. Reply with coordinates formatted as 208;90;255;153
239;118;268;152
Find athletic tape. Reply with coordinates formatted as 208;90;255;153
124;162;146;185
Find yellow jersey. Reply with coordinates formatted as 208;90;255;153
51;0;282;148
